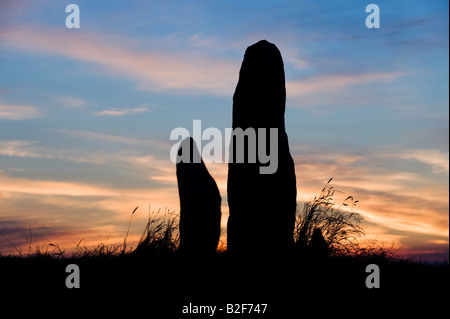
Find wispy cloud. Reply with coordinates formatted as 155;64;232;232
52;129;145;145
286;71;407;98
1;175;117;197
0;134;171;170
94;107;149;117
188;33;219;49
0;104;40;120
53;96;85;108
288;57;309;70
0;26;238;96
0;140;47;158
0;140;104;163
50;128;172;151
395;149;449;173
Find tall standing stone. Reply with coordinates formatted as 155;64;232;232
227;40;297;255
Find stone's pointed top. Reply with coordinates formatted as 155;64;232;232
232;39;286;129
254;39;271;45
177;137;194;154
251;39;276;48
177;137;202;166
245;39;282;60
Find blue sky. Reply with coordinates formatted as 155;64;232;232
0;0;448;260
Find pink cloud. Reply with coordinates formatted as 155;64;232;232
0;104;40;120
394;149;449;173
94;107;149;117
0;26;238;96
286;71;407;99
53;96;85;108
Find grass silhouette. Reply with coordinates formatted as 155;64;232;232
133;207;179;256
295;178;365;254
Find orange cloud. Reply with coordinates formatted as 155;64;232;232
292;148;448;256
0;140;48;158
0;172;179;253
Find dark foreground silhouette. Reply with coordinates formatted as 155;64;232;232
177;137;221;256
227;40;297;255
1;250;448;314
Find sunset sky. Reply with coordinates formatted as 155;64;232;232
0;0;448;261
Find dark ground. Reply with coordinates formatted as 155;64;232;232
0;251;448;317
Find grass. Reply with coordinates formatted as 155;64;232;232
133;207;179;256
122;206;139;254
293;178;402;261
294;178;365;254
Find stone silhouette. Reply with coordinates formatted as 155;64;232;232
227;40;297;255
176;137;222;256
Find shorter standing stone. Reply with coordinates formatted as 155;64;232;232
176;137;222;256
